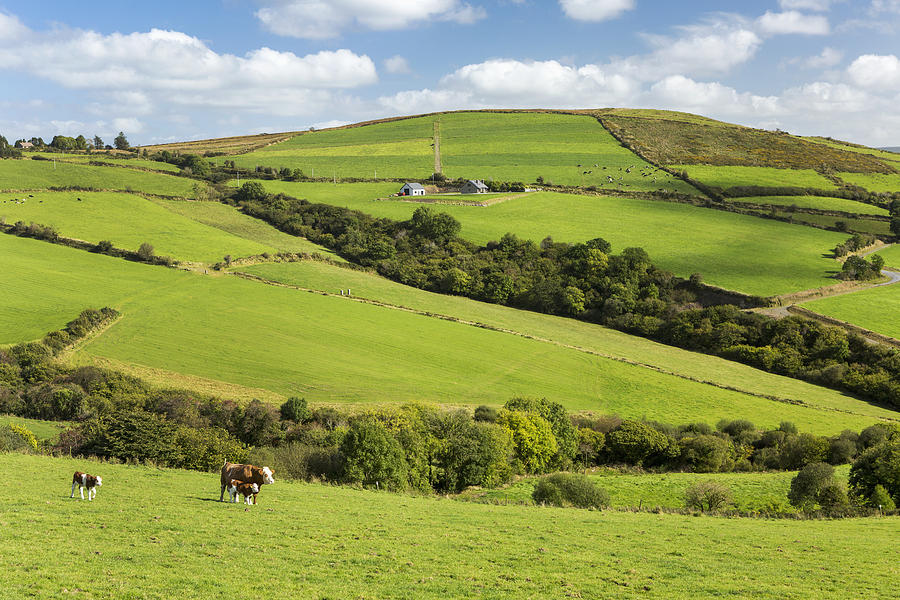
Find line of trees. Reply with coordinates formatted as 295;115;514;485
233;185;900;409
0;131;130;152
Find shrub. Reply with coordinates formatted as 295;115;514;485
137;242;155;261
497;409;558;473
280;396;310;423
605;420;673;466
1;423;39;453
788;462;836;511
341;416;408;490
679;434;735;472
473;405;498;422
870;484;896;511
532;472;609;509
849;435;900;502
684;480;732;512
94;240;114;254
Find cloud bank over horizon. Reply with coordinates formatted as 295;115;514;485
0;2;898;146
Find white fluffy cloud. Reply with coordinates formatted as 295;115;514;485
0;22;377;121
631;23;761;79
648;76;780;117
558;0;635;22
757;11;830;35
802;47;844;68
847;54;900;89
255;0;485;38
384;55;412;74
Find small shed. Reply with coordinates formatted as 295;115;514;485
461;180;489;194
399;182;426;196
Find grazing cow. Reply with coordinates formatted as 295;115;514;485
219;462;274;501
228;480;260;505
71;471;102;501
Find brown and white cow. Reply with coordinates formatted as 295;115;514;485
227;479;260;505
219;461;274;501
71;471;102;501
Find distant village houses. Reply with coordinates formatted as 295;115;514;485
16;141;34;149
399;182;425;196
461;179;489;194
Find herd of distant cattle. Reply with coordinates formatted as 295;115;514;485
69;461;275;505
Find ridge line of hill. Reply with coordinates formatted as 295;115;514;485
229;269;897;422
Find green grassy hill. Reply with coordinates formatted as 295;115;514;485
0;189;337;263
2;453;896;599
0;158;201;197
2;234;894;433
243;180;848;297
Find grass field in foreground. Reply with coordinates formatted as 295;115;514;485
728;195;888;216
460;466;851;513
837;171;900;193
252;181;848;296
0;158;200;197
672;165;838;190
801;283;900;340
0;191;275;263
235;260;900;427
2;234;892;433
2;454;896;599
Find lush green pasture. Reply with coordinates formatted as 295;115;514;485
24;153;185;173
236;260;900;427
728;195;888;215
1;234;892;432
437;112;696;192
0;415;68;440
768;211;892;236
0;158;199;197
251;181;847;296
215;116;434;179
876;244;900;269
802;283;900;339
0;191;274;262
150;199;342;260
2;454;896;599
462;466;851;513
837;171;900;193
673;165;838;190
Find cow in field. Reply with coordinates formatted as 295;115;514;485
227;480;260;505
219;462;274;501
71;471;102;501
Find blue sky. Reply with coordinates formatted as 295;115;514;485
1;0;898;146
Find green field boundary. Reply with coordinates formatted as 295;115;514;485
433;120;441;175
231;268;899;423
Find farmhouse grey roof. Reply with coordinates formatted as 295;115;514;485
402;182;425;190
468;180;488;190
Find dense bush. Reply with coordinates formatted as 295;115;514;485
788;462;841;511
532;472;609;509
684;480;732;512
848;429;900;504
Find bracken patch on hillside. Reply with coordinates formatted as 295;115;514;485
600;116;896;174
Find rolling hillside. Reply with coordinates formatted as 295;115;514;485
2;107;899;434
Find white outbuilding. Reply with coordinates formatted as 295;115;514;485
399;182;426;196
